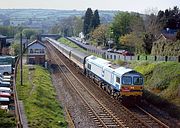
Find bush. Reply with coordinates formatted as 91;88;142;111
0;110;16;127
131;62;180;117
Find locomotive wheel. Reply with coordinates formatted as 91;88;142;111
102;85;105;90
98;81;101;87
113;92;119;100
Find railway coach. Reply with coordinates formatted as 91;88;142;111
46;37;144;102
47;38;72;58
70;49;88;72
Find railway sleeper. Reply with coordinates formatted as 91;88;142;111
106;124;119;127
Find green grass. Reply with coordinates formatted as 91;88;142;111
0;110;16;128
16;65;67;128
58;38;86;53
58;37;103;58
131;61;180;118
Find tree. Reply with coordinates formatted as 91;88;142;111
51;16;83;37
156;6;180;30
176;30;180;40
83;8;93;36
50;23;60;34
10;42;20;56
91;10;100;29
144;13;162;36
0;26;19;37
71;16;83;36
111;12;133;43
119;32;145;54
22;29;40;40
130;13;145;34
91;24;109;46
143;33;155;54
3;19;10;26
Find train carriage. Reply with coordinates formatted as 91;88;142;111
70;49;88;70
47;38;72;58
57;43;72;59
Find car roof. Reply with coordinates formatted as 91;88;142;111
0;87;11;90
0;97;9;101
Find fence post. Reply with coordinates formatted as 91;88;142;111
178;56;180;62
137;55;140;60
165;56;168;62
124;55;126;61
145;56;147;60
155;56;157;61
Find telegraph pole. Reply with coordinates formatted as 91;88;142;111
20;33;23;86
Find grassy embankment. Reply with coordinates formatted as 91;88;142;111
16;65;67;128
130;61;180;118
58;37;102;58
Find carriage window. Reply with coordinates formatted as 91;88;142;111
116;77;120;84
133;77;143;85
87;64;91;70
122;76;132;85
114;55;116;60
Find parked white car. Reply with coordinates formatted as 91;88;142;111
0;65;12;75
0;73;12;79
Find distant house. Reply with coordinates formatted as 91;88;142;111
152;29;180;56
27;40;46;65
157;33;177;41
159;29;177;41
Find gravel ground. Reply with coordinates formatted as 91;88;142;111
49;63;98;128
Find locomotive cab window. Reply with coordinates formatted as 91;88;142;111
133;77;143;85
122;76;132;85
116;77;120;84
87;63;91;70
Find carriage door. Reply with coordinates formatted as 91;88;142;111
111;72;114;84
102;67;105;77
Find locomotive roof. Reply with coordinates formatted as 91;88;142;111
105;64;133;75
87;55;139;76
114;67;133;76
87;55;110;67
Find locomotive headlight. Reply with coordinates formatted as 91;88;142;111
130;87;134;89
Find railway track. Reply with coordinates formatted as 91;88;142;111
13;57;23;128
129;105;169;128
46;41;170;128
46;42;127;128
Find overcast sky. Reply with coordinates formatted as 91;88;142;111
0;0;179;13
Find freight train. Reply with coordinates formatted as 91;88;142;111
46;38;144;102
